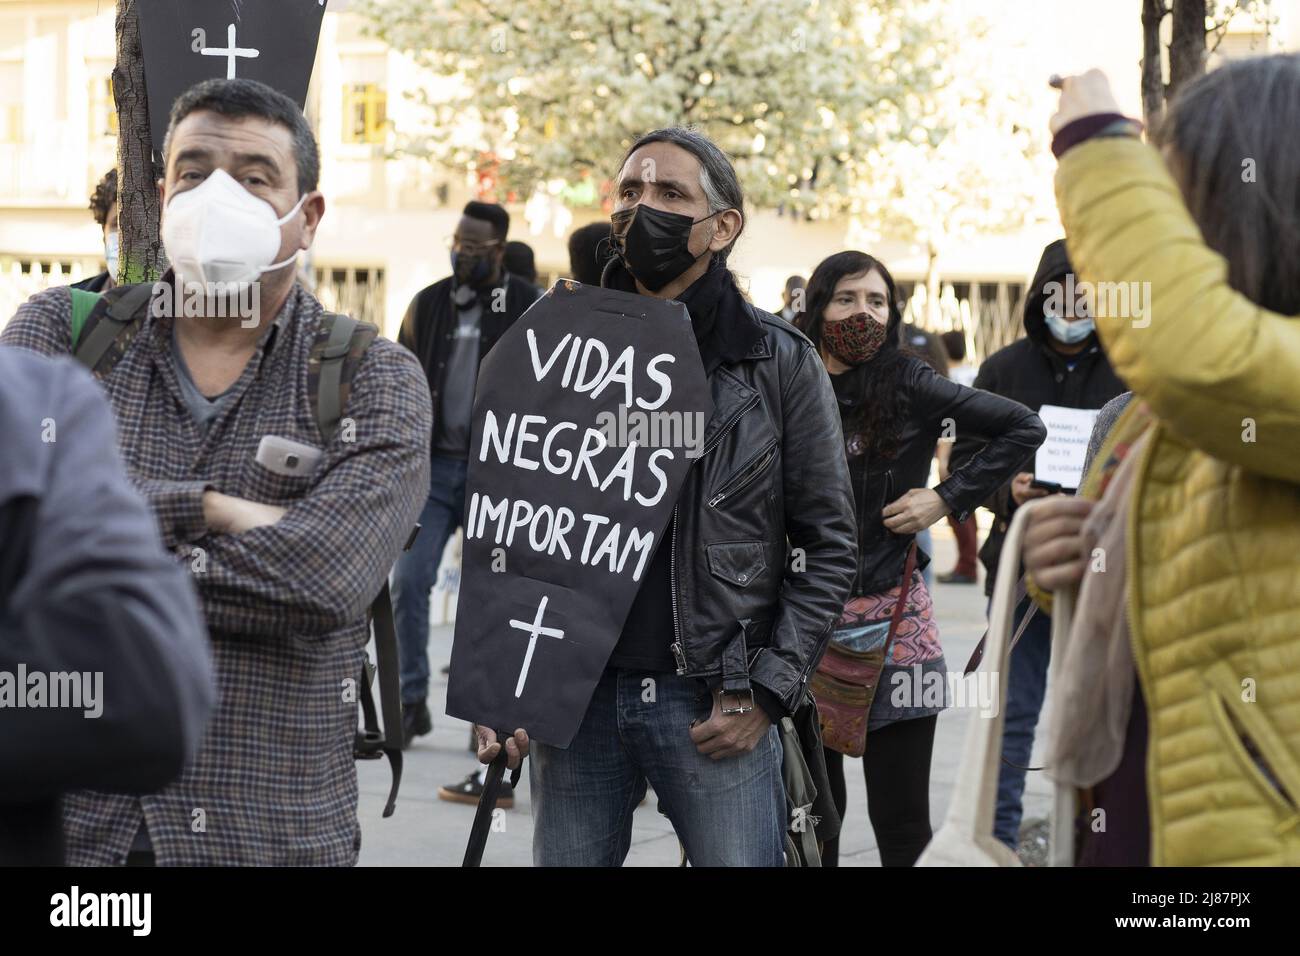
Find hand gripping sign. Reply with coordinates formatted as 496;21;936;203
446;281;711;748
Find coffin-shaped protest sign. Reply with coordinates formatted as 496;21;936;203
137;0;328;154
446;282;712;747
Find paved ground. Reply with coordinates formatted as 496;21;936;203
357;518;1053;866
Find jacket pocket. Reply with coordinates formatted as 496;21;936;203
1202;661;1300;821
244;456;318;507
706;540;767;588
707;441;778;508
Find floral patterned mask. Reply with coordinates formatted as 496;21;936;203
822;312;888;365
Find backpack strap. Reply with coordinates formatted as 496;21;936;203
369;581;404;818
69;288;101;345
354;525;421;817
355;657;384;758
309;311;407;817
310;312;378;443
70;282;155;378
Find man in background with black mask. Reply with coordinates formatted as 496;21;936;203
475;128;856;866
395;202;540;773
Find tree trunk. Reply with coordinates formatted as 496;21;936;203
924;242;940;330
1141;0;1167;133
114;0;165;284
1168;0;1208;104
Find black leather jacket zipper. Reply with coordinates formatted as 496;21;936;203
670;390;761;675
708;440;777;508
670;503;685;673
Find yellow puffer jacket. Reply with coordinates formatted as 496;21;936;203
1054;137;1300;866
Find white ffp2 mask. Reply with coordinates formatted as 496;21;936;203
1044;312;1096;345
104;230;119;279
161;168;306;286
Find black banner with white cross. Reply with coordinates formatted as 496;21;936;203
446;281;712;747
137;0;328;154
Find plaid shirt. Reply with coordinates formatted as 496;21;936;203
1;281;432;865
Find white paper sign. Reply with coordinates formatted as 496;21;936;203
1034;404;1101;490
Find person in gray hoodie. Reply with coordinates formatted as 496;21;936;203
0;346;214;865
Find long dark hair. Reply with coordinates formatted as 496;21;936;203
615;126;746;264
1160;53;1300;315
804;251;909;460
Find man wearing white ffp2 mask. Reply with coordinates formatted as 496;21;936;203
159;118;318;316
162;167;307;287
0;77;434;867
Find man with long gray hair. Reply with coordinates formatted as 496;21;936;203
477;127;857;866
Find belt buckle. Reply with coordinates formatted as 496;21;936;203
720;689;755;715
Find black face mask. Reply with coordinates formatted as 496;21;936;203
451;250;495;288
610;204;721;293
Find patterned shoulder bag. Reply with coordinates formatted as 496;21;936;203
811;541;918;757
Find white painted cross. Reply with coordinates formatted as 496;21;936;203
201;23;260;79
508;595;564;698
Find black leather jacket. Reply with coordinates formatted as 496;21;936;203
836;355;1046;596
665;303;858;715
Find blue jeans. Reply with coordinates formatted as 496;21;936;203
530;669;786;866
994;596;1052;848
392;455;467;705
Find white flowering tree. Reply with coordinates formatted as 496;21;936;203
848;5;1058;327
357;0;946;212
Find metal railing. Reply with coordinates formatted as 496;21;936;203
0;258;100;329
311;264;387;331
897;279;1029;365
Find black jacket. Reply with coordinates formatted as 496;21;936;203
70;271;112;292
397;272;541;455
836;355;1045;596
604;261;858;717
950;240;1128;594
0;349;213;864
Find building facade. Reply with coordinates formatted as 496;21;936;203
2;0;1295;349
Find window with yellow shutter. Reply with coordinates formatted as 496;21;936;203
342;83;387;145
89;74;118;140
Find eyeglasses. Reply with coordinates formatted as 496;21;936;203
445;236;503;255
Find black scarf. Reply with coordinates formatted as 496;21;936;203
673;257;732;368
600;255;762;373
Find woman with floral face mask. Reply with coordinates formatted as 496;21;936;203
802;251;1045;866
